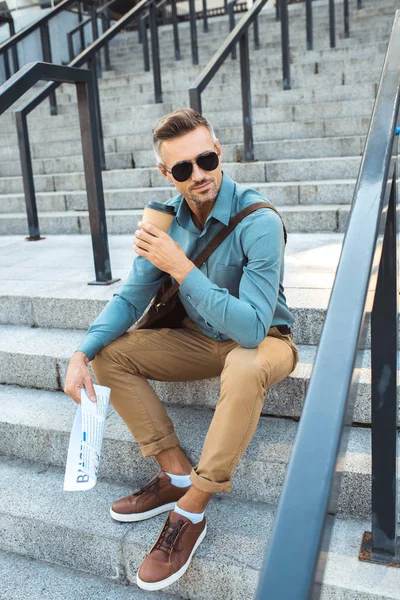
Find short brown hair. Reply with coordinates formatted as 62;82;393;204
152;108;216;163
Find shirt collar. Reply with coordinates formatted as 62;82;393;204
175;171;235;230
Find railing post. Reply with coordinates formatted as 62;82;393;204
171;0;181;60
161;2;167;24
90;3;102;78
189;0;199;65
224;0;228;14
362;162;399;563
275;0;280;22
357;0;362;8
202;0;208;32
3;51;11;80
87;57;106;169
75;79;118;285
102;9;112;71
68;31;75;62
78;2;85;51
9;20;19;74
240;30;253;161
229;2;236;60
150;0;163;102
305;0;313;50
329;0;335;48
280;0;290;90
140;15;150;71
189;87;202;114
15;111;42;241
40;23;57;115
343;0;349;39
253;16;260;50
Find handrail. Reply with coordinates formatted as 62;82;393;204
140;0;180;70
189;0;266;161
0;7;19;77
67;0;116;64
0;0;77;55
12;0;159;243
256;9;400;598
0;61;119;285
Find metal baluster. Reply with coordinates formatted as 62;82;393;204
40;23;57;115
78;2;85;52
87;57;106;169
189;0;198;65
275;0;280;22
102;9;112;71
253;16;260;50
369;162;399;562
229;2;236;60
240;29;254;161
90;3;102;78
306;0;313;50
161;2;167;24
150;0;163;102
9;20;19;74
76;79;118;284
140;14;150;71
224;0;228;14
344;0;349;39
15;112;42;240
202;0;208;32
3;51;10;80
68;31;75;62
357;0;362;8
280;0;290;90
329;0;335;48
171;0;181;60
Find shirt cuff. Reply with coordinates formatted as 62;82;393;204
179;267;214;308
76;338;98;362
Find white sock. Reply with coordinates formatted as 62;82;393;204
174;503;205;524
165;472;192;488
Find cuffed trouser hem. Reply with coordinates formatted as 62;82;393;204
190;467;232;493
140;432;180;458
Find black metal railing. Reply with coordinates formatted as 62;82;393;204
139;0;181;71
189;0;265;161
0;0;96;112
0;6;19;76
67;0;114;68
12;0;158;243
256;9;400;598
276;0;366;89
228;0;259;60
0;61;118;285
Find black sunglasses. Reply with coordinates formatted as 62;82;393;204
161;150;220;182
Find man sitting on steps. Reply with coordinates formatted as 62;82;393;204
64;107;298;592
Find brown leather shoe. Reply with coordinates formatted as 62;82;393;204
110;472;190;522
136;510;207;591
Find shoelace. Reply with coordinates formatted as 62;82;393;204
134;476;161;501
155;518;185;554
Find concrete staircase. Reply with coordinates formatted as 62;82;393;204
1;0;400;598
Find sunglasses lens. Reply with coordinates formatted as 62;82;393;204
170;151;219;182
197;152;219;172
171;162;193;182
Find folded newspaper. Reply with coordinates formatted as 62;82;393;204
64;384;111;492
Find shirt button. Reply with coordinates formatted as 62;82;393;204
186;295;191;300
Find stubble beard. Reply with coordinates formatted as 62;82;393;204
187;178;219;206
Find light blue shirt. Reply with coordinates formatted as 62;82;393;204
77;172;294;361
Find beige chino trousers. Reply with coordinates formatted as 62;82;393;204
91;317;298;494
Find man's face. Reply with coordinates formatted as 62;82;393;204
157;126;223;208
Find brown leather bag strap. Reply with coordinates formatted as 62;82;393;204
159;202;286;302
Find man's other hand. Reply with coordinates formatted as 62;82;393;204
134;221;194;284
64;351;97;404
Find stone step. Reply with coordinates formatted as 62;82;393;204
0;384;385;517
0;549;173;600
0;315;379;425
0;180;356;213
1;456;396;599
0;115;372;152
0;133;365;163
0;204;350;235
0;157;362;199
